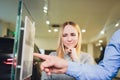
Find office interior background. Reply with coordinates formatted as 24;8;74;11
0;0;120;79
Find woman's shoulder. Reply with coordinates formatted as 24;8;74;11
80;51;95;64
80;51;90;56
49;51;57;56
80;51;93;58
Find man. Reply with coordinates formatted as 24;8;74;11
34;29;120;80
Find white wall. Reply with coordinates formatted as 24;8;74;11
35;37;58;50
0;20;15;37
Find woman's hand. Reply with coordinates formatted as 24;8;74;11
66;48;80;62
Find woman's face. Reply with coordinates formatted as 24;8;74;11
62;25;78;49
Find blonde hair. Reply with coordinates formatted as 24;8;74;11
56;21;82;58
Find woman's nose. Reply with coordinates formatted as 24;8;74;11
67;36;72;41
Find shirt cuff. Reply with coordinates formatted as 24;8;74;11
66;61;81;78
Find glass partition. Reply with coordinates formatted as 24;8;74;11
11;0;35;80
11;0;22;79
11;0;23;79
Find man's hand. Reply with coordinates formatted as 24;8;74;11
33;53;68;75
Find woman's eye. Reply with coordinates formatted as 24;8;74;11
62;34;67;37
71;33;76;36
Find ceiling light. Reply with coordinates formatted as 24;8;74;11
100;30;105;34
115;23;119;27
46;20;50;25
99;40;103;43
81;29;86;33
95;43;101;46
43;9;47;13
100;46;103;51
54;28;58;32
48;29;51;32
43;6;48;10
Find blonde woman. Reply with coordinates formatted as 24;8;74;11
41;21;94;80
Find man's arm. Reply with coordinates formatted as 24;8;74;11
66;29;120;80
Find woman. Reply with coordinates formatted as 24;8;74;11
41;21;94;80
